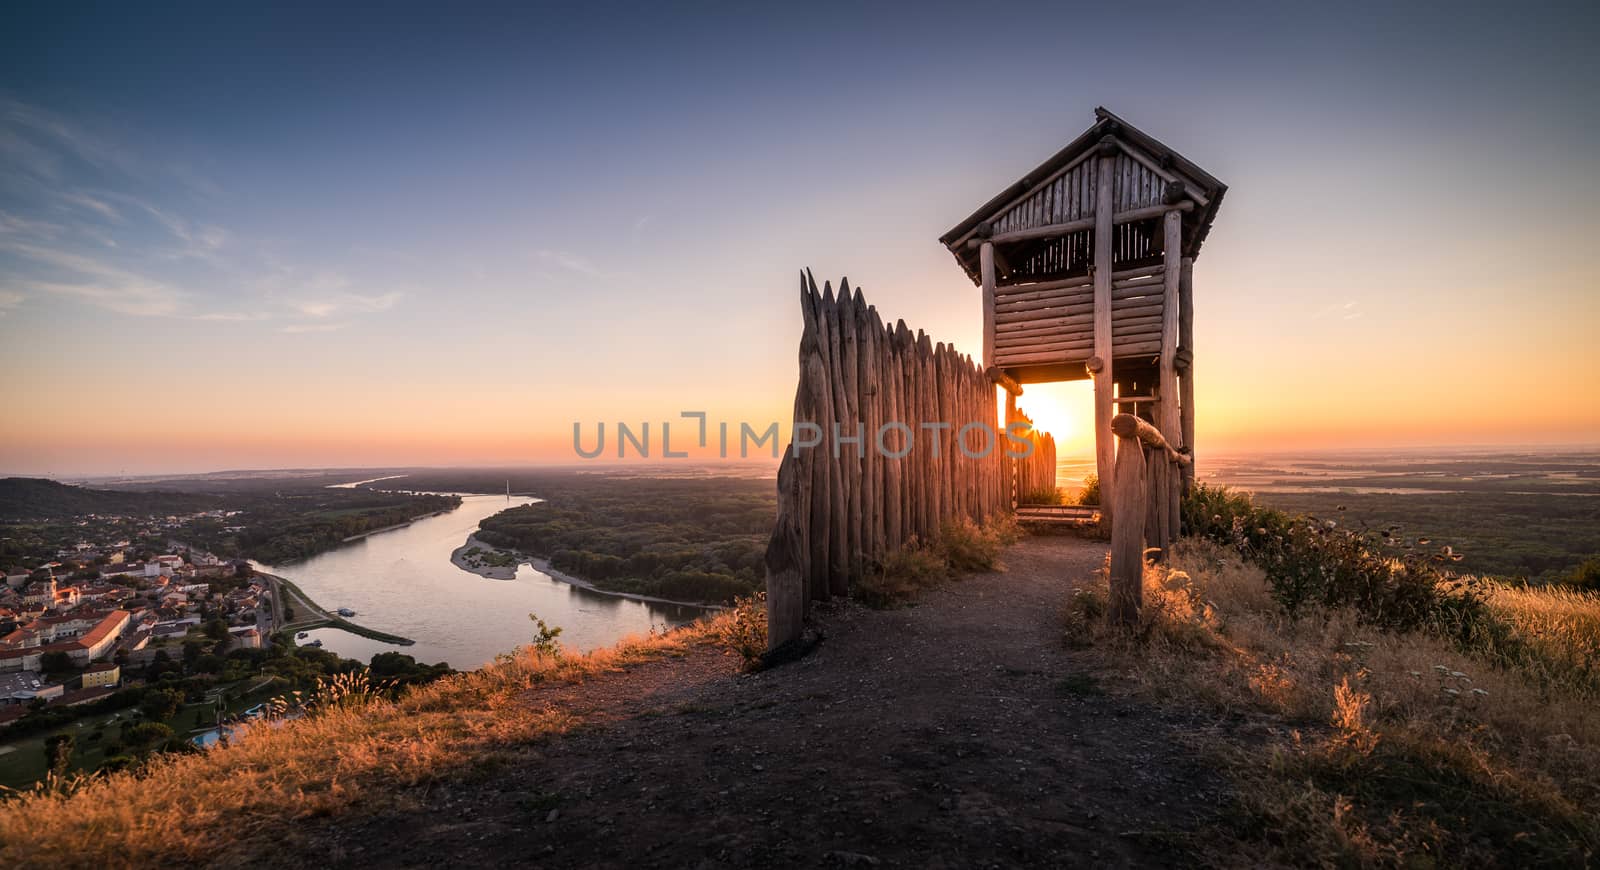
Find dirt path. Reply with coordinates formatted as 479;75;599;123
291;536;1233;867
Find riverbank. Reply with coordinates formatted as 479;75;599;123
340;508;453;543
260;571;416;647
451;534;721;610
527;556;724;611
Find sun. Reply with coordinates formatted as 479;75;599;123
1008;379;1096;461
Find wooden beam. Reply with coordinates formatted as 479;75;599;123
986;366;1023;396
1093;144;1116;520
1159;211;1183;539
996;348;1096;367
980;241;996;367
1110;412;1191;465
969;200;1194;248
1158;210;1182;446
1179;257;1196;493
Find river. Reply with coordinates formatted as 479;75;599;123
254;493;707;669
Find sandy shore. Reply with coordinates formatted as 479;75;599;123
525;557;721;611
450;534;520;579
450;534;719;610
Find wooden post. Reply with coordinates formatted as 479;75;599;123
1178;257;1196;493
839;283;861;590
1004;389;1018;509
822;286;848;597
883;321;903;553
804;280;833;602
862;303;883;565
1159;209;1183;540
1093;140;1117;521
1109;417;1146;628
763;450;805;650
980;240;996;367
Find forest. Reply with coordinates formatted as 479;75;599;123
0;477;459;570
472;472;774;604
182;490;461;565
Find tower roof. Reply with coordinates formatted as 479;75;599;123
939;107;1226;285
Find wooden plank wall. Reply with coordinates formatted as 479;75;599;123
992;265;1170;369
765;273;1009;650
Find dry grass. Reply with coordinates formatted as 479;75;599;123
0;613;742;868
1067;540;1600;866
857;516;1020;608
1487;583;1600;694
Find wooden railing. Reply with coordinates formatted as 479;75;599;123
1108;412;1191;627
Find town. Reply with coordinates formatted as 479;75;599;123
1;538;271;709
0;493;452;787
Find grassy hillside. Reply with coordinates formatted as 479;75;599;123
0;613;747;866
1056;484;1600;864
1250;489;1600;583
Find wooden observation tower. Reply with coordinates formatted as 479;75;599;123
939;107;1225;522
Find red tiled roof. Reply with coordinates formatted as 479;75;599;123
55;686;117;707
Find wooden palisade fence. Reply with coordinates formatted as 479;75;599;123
1107;412;1191;626
1007;407;1057;505
765;272;1011;650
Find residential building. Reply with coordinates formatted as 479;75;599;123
81;662;120;689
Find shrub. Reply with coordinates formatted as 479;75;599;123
1020;487;1065;506
1074;474;1100;506
857;544;950;608
1564;556;1600;592
528;613;563;659
856;516;1018;608
938;517;1010;573
713;593;767;670
1182;484;1492;635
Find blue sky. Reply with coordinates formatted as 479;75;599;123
1;1;1596;474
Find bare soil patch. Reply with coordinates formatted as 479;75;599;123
284;537;1236;868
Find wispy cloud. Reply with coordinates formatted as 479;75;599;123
1;98;141;179
289;290;401;319
0;290;23;316
60;192;121;222
1313;300;1363;321
0;99;405;328
534;248;606;278
0;211;65;239
0;240;185;317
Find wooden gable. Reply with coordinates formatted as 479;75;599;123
939;108;1226;288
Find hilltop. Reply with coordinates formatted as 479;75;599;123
2;537;1232;867
2;509;1596;867
0;477;219;521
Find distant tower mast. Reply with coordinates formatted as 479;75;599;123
505;478;510;499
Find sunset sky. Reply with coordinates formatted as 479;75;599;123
2;1;1596;476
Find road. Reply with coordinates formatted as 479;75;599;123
257;572;336;635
